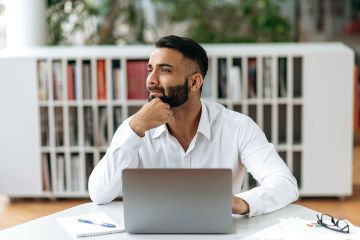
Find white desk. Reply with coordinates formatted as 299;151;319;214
0;202;318;240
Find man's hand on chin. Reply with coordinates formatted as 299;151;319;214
232;196;250;215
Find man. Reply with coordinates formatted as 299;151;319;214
89;35;299;217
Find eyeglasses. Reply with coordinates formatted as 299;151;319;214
316;213;350;234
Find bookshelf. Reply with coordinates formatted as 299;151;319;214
0;43;354;198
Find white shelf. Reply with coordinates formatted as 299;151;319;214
0;43;354;197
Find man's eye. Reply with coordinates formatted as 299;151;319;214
147;69;152;73
161;68;171;73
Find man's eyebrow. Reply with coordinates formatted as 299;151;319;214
147;63;174;69
157;63;174;68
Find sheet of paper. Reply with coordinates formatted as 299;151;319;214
243;217;360;240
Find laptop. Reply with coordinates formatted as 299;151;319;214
122;168;232;234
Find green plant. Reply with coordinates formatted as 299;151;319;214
157;0;292;43
46;0;146;45
46;0;292;45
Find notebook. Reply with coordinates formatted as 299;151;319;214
56;212;124;238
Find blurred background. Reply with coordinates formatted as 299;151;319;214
0;0;359;230
2;0;360;47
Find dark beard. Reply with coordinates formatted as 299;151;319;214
148;79;189;108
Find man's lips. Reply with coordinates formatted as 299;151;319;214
149;90;163;96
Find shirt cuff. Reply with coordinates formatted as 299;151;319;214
236;189;263;217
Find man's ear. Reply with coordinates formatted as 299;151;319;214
189;73;203;92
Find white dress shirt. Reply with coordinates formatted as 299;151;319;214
88;99;299;217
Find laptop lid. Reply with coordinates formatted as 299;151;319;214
122;168;232;234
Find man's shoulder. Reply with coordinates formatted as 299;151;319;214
201;99;252;124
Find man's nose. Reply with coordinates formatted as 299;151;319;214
146;70;159;86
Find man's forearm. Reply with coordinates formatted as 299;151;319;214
89;119;143;204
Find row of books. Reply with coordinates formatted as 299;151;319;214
41;149;296;193
40;106;123;147
37;57;302;102
41;153;97;192
37;59;148;101
217;57;302;99
41;102;302;148
231;104;302;144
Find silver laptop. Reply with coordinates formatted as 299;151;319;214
122;168;232;234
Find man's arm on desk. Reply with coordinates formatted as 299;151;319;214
234;118;299;217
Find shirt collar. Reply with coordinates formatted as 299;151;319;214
197;99;211;140
151;124;167;139
150;99;211;140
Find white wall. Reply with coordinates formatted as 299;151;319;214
5;0;47;48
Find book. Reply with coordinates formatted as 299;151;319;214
293;57;302;97
113;67;121;100
40;107;49;146
41;153;51;191
56;154;66;192
278;58;287;97
229;65;241;101
84;107;94;146
71;155;81;192
52;61;63;100
82;62;92;100
112;60;121;100
57;212;124;238
98;107;108;146
263;57;272;98
126;60;148;99
248;58;257;98
97;60;106;100
113;107;122;132
38;60;48;101
69;107;78;146
67;63;76;100
55;107;64;146
217;58;227;98
85;154;94;190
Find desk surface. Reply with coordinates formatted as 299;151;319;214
0;202;318;240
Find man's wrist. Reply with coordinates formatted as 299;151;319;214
129;117;146;137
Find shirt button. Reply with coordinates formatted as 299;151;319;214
183;155;190;168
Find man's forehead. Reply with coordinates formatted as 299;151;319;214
149;48;185;64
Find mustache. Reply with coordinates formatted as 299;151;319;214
147;86;165;93
147;86;172;105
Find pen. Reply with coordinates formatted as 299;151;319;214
78;218;116;228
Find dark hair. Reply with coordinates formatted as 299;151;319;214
155;35;208;79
